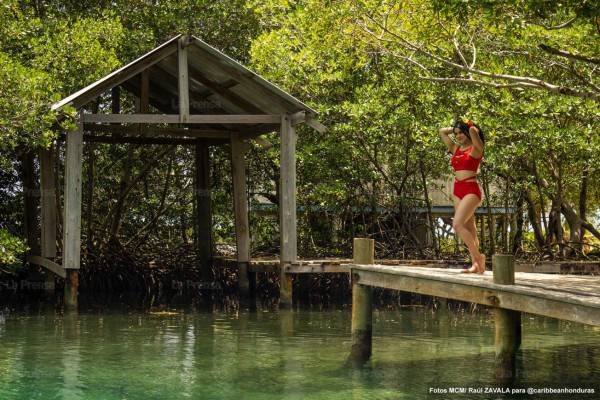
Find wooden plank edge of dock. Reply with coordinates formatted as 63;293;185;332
350;265;600;326
212;257;600;274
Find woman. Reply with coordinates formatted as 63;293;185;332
439;119;486;274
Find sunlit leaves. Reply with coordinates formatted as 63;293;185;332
0;54;57;156
0;228;28;268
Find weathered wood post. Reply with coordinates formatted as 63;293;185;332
279;114;296;306
493;254;520;380
195;141;213;283
350;238;374;362
230;131;252;297
63;117;84;310
40;145;57;296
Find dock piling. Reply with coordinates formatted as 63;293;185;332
350;238;374;362
492;254;520;380
64;269;79;310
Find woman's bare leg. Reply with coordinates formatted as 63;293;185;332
467;215;479;249
453;194;485;274
466;214;485;272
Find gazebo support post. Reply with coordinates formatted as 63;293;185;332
40;144;57;295
195;141;213;282
63;117;84;311
279;114;297;306
231;132;253;297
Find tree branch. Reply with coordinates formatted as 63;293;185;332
361;15;600;103
539;43;600;65
528;17;578;30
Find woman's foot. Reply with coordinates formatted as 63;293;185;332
460;264;479;274
477;254;486;274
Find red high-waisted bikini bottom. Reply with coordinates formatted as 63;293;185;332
453;178;481;200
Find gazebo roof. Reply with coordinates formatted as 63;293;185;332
52;34;319;137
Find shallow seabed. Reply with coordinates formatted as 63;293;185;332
0;300;598;399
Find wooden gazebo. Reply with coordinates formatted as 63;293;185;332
39;34;325;308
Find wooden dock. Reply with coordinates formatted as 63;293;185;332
347;238;600;379
212;256;600;275
351;263;600;327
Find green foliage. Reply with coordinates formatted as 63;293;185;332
248;0;600;257
1;0;599;264
431;0;600;22
27;15;125;96
0;228;27;268
0;53;57;159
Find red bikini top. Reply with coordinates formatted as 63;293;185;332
451;146;482;172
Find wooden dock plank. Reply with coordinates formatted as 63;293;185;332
351;264;600;327
213;256;600;274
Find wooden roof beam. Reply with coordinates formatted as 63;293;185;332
81;114;282;124
187;46;298;113
83;124;231;139
53;38;179;110
187;64;265;114
291;110;327;133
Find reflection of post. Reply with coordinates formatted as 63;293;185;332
493;254;520;380
350;238;374;362
63;118;84;310
61;313;83;399
280;308;294;337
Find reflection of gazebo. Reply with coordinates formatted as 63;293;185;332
35;34;325;308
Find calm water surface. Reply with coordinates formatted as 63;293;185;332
1;302;599;399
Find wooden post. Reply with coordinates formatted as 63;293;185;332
493;254;520;380
231;132;251;297
178;36;190;123
195;141;213;282
40;145;57;295
350;238;374;362
40;145;57;258
279;115;296;306
139;68;149;135
63;118;84;310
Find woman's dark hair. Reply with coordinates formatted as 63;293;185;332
453;119;485;144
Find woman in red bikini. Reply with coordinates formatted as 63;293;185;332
439;119;486;274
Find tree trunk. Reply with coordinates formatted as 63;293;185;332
511;191;524;254
100;145;175;240
85;142;95;248
419;160;438;257
109;144;136;245
555;161;565;256
86;100;99;248
561;201;600;250
176;170;189;244
20;148;41;256
531;163;549;246
502;177;510;253
575;163;589;253
481;167;495;255
523;158;600;257
54;142;64;247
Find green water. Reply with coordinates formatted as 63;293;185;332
1;302;599;399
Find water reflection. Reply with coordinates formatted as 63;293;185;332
60;313;84;399
0;302;598;399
